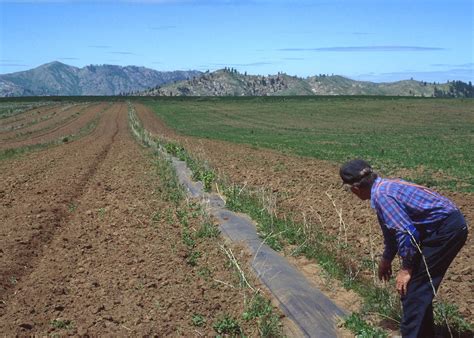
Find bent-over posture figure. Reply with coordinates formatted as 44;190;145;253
340;159;468;337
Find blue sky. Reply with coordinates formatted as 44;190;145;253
0;0;472;83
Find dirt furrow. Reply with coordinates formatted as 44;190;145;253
1;102;273;336
0;103;122;305
0;103;109;150
0;103;88;140
0;104;59;129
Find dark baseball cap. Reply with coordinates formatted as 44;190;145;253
339;159;373;185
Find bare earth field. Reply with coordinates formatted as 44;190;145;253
135;103;473;324
0;103;276;335
0;103;108;150
0;103;85;141
0;104;59;130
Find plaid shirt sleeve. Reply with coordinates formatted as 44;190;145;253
375;194;420;269
377;214;398;262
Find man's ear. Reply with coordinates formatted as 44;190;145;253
350;185;360;194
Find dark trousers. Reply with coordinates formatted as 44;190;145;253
400;210;468;338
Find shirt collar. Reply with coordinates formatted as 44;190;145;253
370;177;382;209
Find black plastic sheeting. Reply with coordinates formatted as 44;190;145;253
170;156;347;337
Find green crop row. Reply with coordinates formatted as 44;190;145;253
142;96;474;192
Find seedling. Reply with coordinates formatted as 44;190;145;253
186;251;201;266
67;203;77;213
98;207;106;218
191;314;206;327
243;293;273;321
197;221;220;238
152;211;161;223
213;315;241;335
197;267;212;280
182;229;195;248
50;319;74;330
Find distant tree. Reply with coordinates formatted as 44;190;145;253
433;86;445;97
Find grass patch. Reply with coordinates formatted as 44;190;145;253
243;293;282;337
164;141;216;192
213;315;242;335
186;251;201;267
342;313;387;337
197;219;220;238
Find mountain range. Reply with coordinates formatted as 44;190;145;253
0;61;201;97
140;68;473;98
1;62;472;98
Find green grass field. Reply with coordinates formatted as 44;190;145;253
143;96;474;191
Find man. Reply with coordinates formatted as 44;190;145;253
339;159;468;337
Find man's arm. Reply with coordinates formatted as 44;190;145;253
377;215;397;281
377;196;420;269
376;196;420;294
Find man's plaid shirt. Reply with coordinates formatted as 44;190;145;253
370;177;457;268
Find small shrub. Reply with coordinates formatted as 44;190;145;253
213;315;241;335
201;170;216;192
244;293;282;337
243;293;273;321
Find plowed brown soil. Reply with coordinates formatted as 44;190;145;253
0;103;87;140
135;103;473;323
0;103;108;150
0;104;59;130
0;102;277;335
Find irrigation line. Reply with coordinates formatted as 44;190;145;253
253;229;287;264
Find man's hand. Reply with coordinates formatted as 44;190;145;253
396;268;412;296
378;258;392;281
